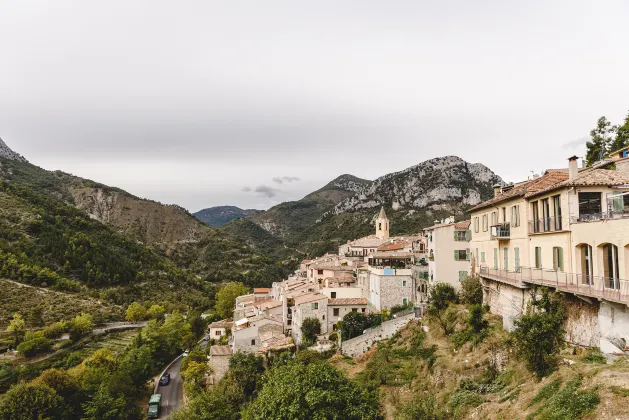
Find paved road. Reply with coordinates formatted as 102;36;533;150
156;338;208;419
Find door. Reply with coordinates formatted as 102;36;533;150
532;202;540;233
552;195;562;230
542;198;550;231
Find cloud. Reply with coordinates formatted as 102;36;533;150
242;186;252;192
253;185;279;198
562;136;589;150
272;176;301;184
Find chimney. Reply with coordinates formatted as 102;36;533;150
493;183;501;197
568;156;579;181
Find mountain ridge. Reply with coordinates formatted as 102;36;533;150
193;205;261;228
0;138;27;162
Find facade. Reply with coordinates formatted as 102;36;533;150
470;156;629;350
208;319;233;340
291;293;329;345
232;315;283;354
367;252;414;310
327;298;370;332
425;218;472;290
208;346;232;385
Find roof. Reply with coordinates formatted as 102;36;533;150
254;300;282;310
208;319;233;329
469;171;569;212
149;394;161;403
293;293;327;305
369;252;414;259
526;169;629;198
324;276;356;283
210;346;233;356
378;206;387;219
253;288;271;294
378;242;406;251
328;298;369;305
234;318;249;326
454;220;471;230
347;236;389;248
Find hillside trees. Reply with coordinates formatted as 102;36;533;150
584;113;629;166
215;282;250;318
6;313;25;346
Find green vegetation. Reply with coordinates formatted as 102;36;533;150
459;275;483;305
300;318;321;346
585;113;629;166
215;282;250;318
527;376;599;420
428;283;459;336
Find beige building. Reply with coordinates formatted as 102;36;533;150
470;156;629;350
208;319;233;340
425;218;472;289
291;293;329;345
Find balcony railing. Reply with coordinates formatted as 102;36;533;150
490;223;510;239
528;216;563;234
571;210;629;223
479;266;629;305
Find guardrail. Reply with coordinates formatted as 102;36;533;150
490;223;510;239
479;266;629;304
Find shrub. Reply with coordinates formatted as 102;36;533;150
17;335;53;357
429;283;458;311
341;312;369;340
583;349;606;364
328;332;338;342
448;390;485;417
390;302;413;316
300;318;321;346
43;321;67;339
529;376;599;419
459;275;483;305
396;395;443;420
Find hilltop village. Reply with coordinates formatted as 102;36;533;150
207;148;629;382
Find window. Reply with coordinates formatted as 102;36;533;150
511;205;520;227
514;248;520;271
322;315;325;320
542;198;551;231
503;247;508;270
352;308;358;312
475;248;479;265
251;339;256;346
312;302;319;310
331;292;337;298
579;244;593;284
532;201;540;233
491;212;498;225
611;192;629;215
215;330;222;336
317;269;323;275
454;230;470;241
534;247;542;269
553;247;564;271
602;243;620;288
402;280;407;286
501;207;506;222
333;324;337;331
459;271;467;282
552;195;562;230
287;320;292;325
474;217;479;233
493;248;498;269
482;215;488;231
403;298;408;305
362;308;366;313
333;308;340;316
578;192;602;218
481;252;486;263
454;250;469;261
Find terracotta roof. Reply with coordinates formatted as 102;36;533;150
454;220;471;230
526;169;629;198
324;276;356;283
328;298;369;305
208;319;233;329
369;252;414;258
347;236;389;248
210;346;232;356
254;288;271;294
293;293;327;305
378;242;406;251
254;300;282;310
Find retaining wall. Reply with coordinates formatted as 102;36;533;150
340;312;416;357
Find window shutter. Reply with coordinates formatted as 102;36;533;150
466;250;471;261
454;231;458;241
558;248;564;271
454;250;458;261
466;230;471;241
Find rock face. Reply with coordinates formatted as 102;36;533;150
0;138;27;162
331;156;502;215
194;206;261;228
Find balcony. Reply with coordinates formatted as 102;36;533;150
571;210;629;223
479;266;629;305
528;217;563;234
490;223;510;239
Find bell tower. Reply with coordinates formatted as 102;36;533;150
375;207;389;239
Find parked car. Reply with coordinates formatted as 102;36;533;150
182;349;190;357
159;372;171;386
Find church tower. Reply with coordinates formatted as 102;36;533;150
375;207;390;239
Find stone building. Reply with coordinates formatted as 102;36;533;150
291;293;328;345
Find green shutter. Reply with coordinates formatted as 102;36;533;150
466;230;471;241
454;250;459;261
466;250;471;261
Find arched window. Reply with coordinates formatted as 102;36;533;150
600;243;619;289
576;244;593;285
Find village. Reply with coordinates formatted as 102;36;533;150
205;146;629;384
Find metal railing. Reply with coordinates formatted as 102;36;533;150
490;223;510;239
479;266;629;304
571;210;629;223
528;216;563;234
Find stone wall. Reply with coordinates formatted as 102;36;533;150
340;312;416;357
208;354;231;385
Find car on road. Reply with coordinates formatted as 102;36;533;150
148;394;161;419
182;349;190;357
159;372;171;386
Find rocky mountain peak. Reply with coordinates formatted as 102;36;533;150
0;138;27;163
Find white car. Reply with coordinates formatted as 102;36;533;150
182;350;190;357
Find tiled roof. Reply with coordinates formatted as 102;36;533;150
208;319;233;329
369;251;414;258
254;300;282;310
328;298;369;305
324;276;356;283
454;220;471;230
378;242;406;251
526;169;629;198
210;346;233;356
347;236;389;248
293;293;327;305
253;288;271;294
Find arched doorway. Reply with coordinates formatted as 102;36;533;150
576;243;593;285
599;243;619;289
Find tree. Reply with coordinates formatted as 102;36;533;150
300;318;321;346
585;116;618;166
173;375;244;420
125;302;146;322
242;361;381;420
341;311;369;340
215;282;249;318
17;333;53;357
0;382;66;420
146;304;166;321
512;289;565;377
69;313;93;341
182;360;209;396
35;369;83;418
610;111;629;153
228;352;265;399
430;283;459;311
459;275;483;305
6;313;25;346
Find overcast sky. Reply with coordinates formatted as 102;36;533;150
1;1;628;211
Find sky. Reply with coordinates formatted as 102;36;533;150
1;0;628;211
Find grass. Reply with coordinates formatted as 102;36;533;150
527;376;600;420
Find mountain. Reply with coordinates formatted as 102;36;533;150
194;206;261;228
249;174;372;238
0;138;27;162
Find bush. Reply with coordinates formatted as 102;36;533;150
512;289;565;377
396;395;443;420
300;318;321;346
429;283;458;312
328;332;338;342
43;321;67;339
390;302;413;316
529;375;599;419
16;335;53;357
341;312;369;340
459;275;483;305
